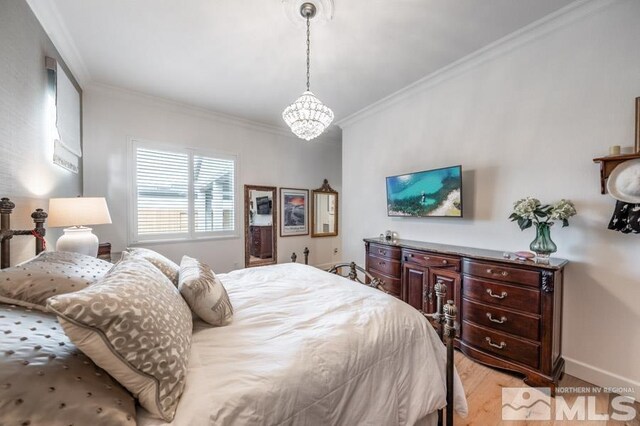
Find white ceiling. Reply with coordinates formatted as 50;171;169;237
30;0;575;133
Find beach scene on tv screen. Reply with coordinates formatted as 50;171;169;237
386;166;462;217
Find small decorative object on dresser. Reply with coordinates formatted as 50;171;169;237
509;197;576;264
364;237;568;392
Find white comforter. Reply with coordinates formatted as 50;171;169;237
139;263;468;426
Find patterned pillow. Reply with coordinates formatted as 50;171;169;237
0;251;113;311
0;303;136;425
126;247;179;285
178;256;233;326
46;253;193;421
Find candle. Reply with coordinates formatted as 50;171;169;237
609;145;621;156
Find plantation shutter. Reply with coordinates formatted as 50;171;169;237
135;147;189;236
193;155;235;233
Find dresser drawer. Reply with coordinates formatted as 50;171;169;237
463;259;539;288
462;320;540;369
368;243;401;260
462;297;540;341
367;268;401;297
367;254;401;277
402;249;460;271
463;276;540;314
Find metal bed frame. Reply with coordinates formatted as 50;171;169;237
0;198;47;269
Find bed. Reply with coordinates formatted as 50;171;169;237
0;198;467;425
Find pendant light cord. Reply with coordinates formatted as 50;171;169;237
306;15;311;92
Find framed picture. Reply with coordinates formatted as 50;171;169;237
280;188;309;237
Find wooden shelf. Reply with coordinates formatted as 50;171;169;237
593;153;640;194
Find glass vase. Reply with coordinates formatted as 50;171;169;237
529;222;557;264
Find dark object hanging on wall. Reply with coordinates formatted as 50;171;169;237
608;201;640;234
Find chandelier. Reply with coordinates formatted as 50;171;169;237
282;2;334;141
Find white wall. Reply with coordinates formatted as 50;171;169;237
340;0;639;395
0;0;82;264
83;85;341;272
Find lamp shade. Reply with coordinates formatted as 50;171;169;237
48;197;112;228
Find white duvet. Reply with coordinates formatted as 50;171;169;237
139;263;468;426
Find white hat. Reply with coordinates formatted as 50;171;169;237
607;158;640;204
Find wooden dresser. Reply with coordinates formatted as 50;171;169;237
250;225;273;259
365;238;567;390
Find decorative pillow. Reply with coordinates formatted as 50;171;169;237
178;256;233;326
46;253;193;421
0;303;136;425
126;247;179;286
0;251;113;311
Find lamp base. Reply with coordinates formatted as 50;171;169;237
56;226;99;257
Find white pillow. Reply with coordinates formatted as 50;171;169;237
178;256;233;326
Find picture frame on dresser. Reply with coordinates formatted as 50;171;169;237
279;188;309;237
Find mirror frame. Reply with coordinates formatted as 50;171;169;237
244;185;278;267
311;179;339;238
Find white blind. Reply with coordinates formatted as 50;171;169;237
193;155;235;233
55;63;82;157
136;147;189;236
133;144;236;241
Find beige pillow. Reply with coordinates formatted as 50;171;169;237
126;247;179;285
0;251;113;311
179;256;233;326
0;303;136;425
47;253;192;421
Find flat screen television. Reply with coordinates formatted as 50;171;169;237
386;165;462;217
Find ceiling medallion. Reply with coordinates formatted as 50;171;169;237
282;2;334;141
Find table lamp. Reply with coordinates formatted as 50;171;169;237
48;197;112;257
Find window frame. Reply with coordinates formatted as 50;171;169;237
128;138;240;244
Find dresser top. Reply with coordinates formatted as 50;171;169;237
364;237;569;270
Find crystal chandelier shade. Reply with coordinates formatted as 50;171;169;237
283;91;334;141
282;2;334;141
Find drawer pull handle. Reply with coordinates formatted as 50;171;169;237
486;268;509;277
486;313;508;324
378;250;387;256
485;337;506;349
423;256;430;260
486;289;508;299
442;259;448;265
378;261;386;267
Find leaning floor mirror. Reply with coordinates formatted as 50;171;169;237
244;185;277;267
311;179;338;238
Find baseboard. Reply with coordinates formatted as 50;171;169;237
564;356;639;399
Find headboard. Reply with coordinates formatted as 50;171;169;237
0;198;48;269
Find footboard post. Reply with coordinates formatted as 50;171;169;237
291;252;297;263
303;247;309;265
444;300;457;426
433;280;446;339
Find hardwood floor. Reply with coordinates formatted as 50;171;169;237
453;352;639;425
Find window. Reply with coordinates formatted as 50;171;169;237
131;141;237;242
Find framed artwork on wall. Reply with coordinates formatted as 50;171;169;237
280;188;309;237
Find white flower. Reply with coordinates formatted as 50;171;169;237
550;199;577;221
512;197;541;220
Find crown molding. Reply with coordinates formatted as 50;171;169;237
85;83;342;145
336;0;617;129
26;0;91;87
